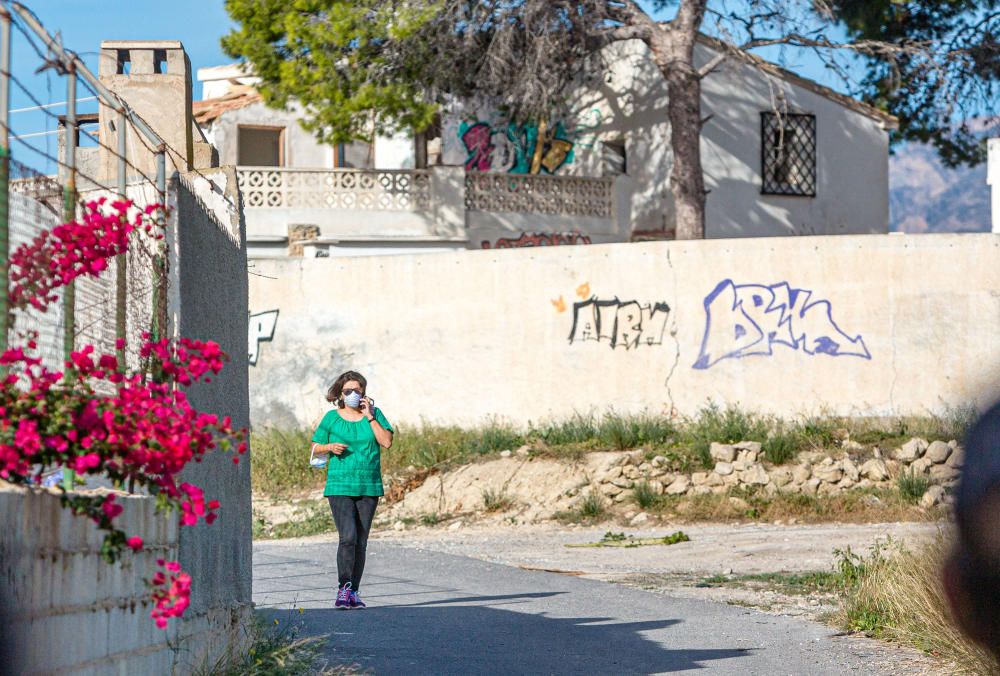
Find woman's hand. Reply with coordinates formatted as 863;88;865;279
328;443;348;456
360;397;376;421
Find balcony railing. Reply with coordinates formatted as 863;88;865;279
464;173;613;218
237;167;432;211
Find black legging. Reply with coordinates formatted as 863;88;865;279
327;495;379;591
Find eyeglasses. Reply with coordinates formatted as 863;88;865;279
342;388;363;396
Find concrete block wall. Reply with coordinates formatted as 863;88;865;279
0;485;179;674
248;233;1000;430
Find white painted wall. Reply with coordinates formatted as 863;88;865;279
989;138;1000;233
247;233;1000;430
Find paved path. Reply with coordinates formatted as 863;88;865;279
254;537;914;675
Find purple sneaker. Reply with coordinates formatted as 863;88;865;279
349;590;366;609
335;583;352;609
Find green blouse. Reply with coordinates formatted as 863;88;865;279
311;407;394;497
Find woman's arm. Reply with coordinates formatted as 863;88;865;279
367;419;393;449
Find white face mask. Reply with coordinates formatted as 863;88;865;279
343;391;362;409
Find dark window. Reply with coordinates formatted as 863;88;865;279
153;49;168;74
116;50;130;75
238;126;284;166
602;140;627;176
761;112;816;196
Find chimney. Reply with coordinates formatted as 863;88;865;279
96;40;216;183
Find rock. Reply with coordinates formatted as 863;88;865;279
691;472;709;486
740;464;771;486
638;462;653;473
613;491;631;503
842;440;864;452
704;473;724;487
516;444;531;456
894;437;928;462
728;497;751;511
393;520;405;531
946;447;964;469
910;457;933;475
604;465;623;481
630;512;650;526
610;477;635;489
692;486;713;496
448;520;463;531
925;441;951;464
862;494;882;507
919;485;946;509
623;510;637;521
710;443;736;463
648;480;666;496
499;450;512;458
623;465;641;480
860;459;889;481
769;467;793;488
792;464;812;483
841;457;861;482
714;462;734;476
857;479;875;490
737;448;759;464
812;459;844;484
652;455;669;468
732;458;750;472
797;451;827;465
665;476;691;495
929;465;961;483
601;483;623;497
801;478;821;496
836;476;856;490
734;441;763;455
658;473;677;486
626;450;646;464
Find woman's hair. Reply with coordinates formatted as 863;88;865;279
326;370;367;408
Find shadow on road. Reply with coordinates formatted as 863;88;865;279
261;588;752;673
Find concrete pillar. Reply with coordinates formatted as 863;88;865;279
430;165;466;238
989;138;1000;234
613;174;635;239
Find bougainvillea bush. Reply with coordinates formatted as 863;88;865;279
0;198;247;629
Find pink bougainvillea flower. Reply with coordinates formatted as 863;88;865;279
127;536;143;551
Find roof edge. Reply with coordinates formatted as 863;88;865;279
694;33;898;129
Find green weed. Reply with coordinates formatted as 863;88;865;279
897;469;930;503
482;488;514;512
632;481;661;510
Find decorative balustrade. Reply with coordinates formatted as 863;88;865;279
464;173;613;218
237;167;432;211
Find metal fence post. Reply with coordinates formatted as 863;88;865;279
115;109;126;369
61;65;76;493
62;65;76;362
152;148;166;343
0;8;11;360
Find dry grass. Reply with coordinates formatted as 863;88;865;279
838;535;999;675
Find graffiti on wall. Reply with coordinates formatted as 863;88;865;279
458;109;602;175
481;232;592;249
692;280;871;370
249;310;278;367
569;297;671;350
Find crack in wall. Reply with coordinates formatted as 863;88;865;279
664;247;681;415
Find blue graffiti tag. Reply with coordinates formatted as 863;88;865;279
692;280;871;370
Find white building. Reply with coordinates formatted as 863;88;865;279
194;36;896;258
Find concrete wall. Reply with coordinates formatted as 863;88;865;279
0;486;179;674
248;234;1000;430
170;167;253;668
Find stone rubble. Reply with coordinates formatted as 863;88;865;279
589;437;964;508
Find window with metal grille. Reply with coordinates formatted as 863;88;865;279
761;112;816;196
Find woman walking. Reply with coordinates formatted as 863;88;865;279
311;370;394;609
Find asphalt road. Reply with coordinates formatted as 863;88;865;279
254;538;899;675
